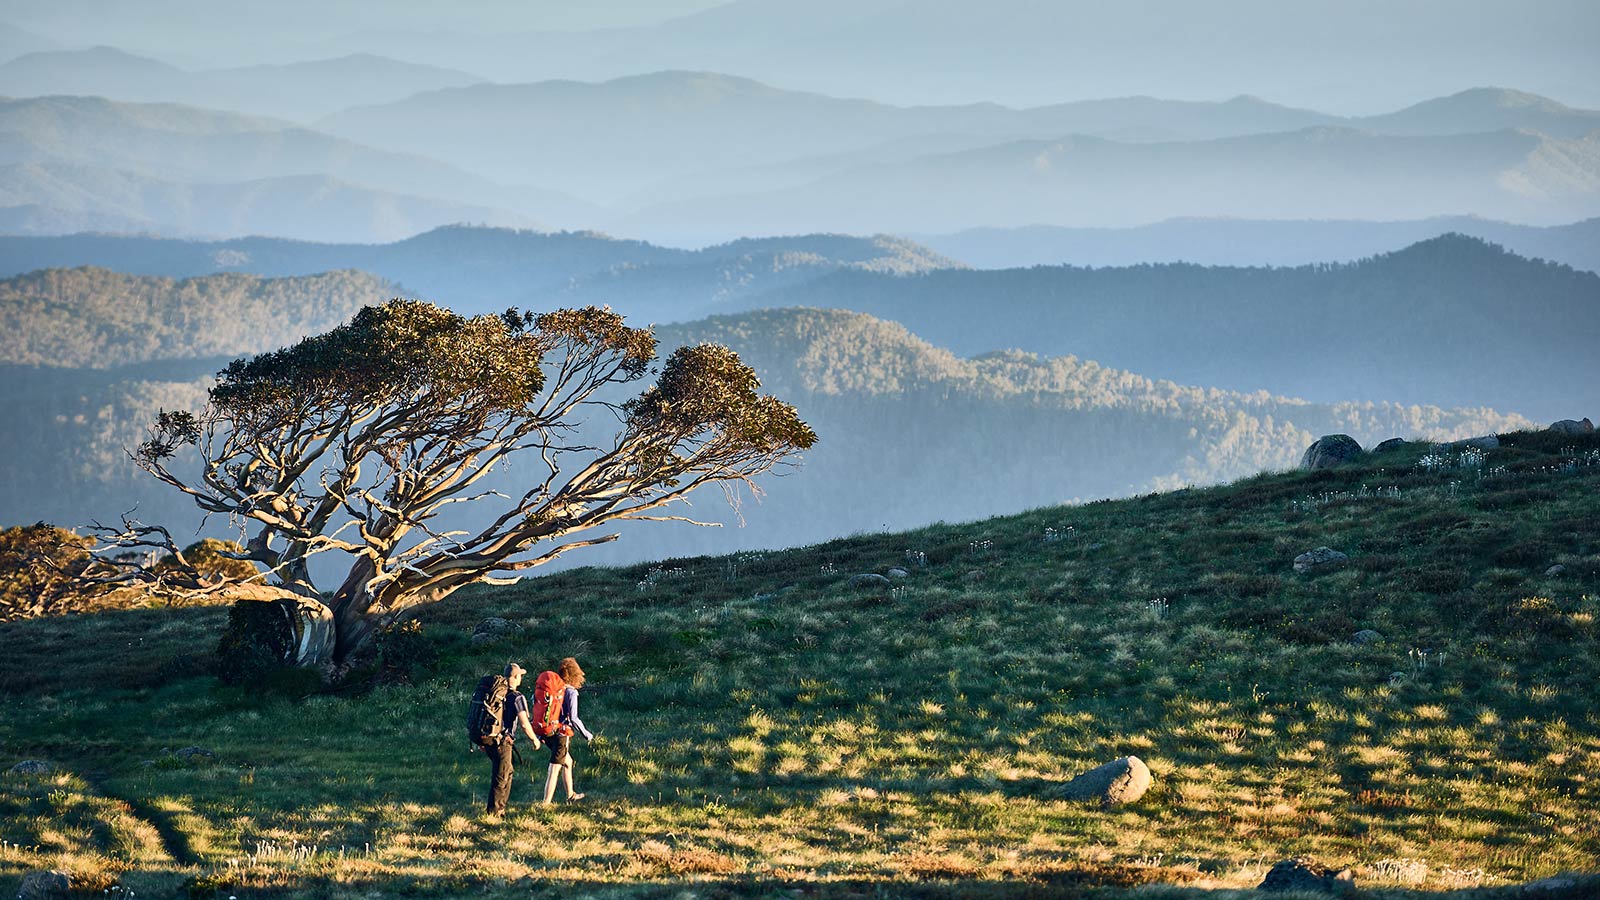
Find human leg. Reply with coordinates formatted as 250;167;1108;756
486;740;514;814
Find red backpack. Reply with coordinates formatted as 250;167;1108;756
530;670;571;737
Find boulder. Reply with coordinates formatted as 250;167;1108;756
1351;629;1383;646
1547;418;1595;435
1300;434;1363;470
847;573;892;589
9;759;52;775
173;746;214;761
1545;565;1566;577
1446;434;1499;451
1258;858;1354;894
886;568;910;579
1057;755;1151;806
16;870;71;900
1372;438;1407;454
470;617;523;645
1294;547;1349;574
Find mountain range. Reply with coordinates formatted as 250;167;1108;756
0;46;485;121
740;234;1600;422
911;216;1600;273
0;77;1596;243
0;227;955;321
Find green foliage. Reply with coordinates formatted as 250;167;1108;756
374;620;439;685
212;598;293;686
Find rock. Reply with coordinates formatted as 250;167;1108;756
1057;755;1152;806
1547;418;1595;435
962;569;987;583
1545;565;1566;577
1293;547;1349;574
470;617;523;645
886;568;910;579
1446;434;1499;451
1258;858;1354;894
9;760;52;775
1372;438;1407;453
173;746;214;760
16;870;71;900
848;573;892;589
1352;629;1383;645
1300;434;1363;470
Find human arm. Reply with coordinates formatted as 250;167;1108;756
564;686;594;741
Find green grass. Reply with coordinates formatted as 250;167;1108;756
2;431;1599;898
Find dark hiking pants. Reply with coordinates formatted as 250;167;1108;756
485;738;514;813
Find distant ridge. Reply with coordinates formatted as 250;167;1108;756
0;225;958;318
0;46;485;121
911;216;1600;274
742;233;1600;421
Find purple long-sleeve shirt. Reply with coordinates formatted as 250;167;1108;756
561;686;593;740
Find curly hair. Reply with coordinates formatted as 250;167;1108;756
558;656;586;689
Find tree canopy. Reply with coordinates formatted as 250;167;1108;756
113;299;815;665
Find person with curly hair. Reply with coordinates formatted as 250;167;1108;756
542;656;597;803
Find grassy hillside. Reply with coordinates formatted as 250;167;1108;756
2;429;1596;897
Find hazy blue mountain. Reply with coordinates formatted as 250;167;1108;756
315;72;1349;201
1353;87;1600;139
0;225;957;318
912;216;1600;273
0;95;599;238
739;235;1600;423
0;47;485;121
622;127;1600;242
0;163;539;243
191;0;1599;114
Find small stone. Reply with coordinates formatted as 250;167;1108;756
847;573;892;588
1294;547;1349;574
886;568;910;579
1372;438;1407;453
173;746;214;760
1300;434;1363;469
1057;756;1152;806
1547;418;1595;435
1545;565;1566;577
9;760;52;775
1258;858;1354;894
16;870;71;900
962;569;987;583
1352;629;1383;645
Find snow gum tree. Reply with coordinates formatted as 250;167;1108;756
105;299;815;671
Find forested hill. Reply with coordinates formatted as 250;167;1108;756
0;267;396;368
0;226;957;321
3;305;1530;567
739;234;1600;422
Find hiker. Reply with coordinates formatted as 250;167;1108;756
541;656;596;804
472;663;542;815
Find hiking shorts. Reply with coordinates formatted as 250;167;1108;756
546;732;571;765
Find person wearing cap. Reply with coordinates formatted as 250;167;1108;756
488;663;542;815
